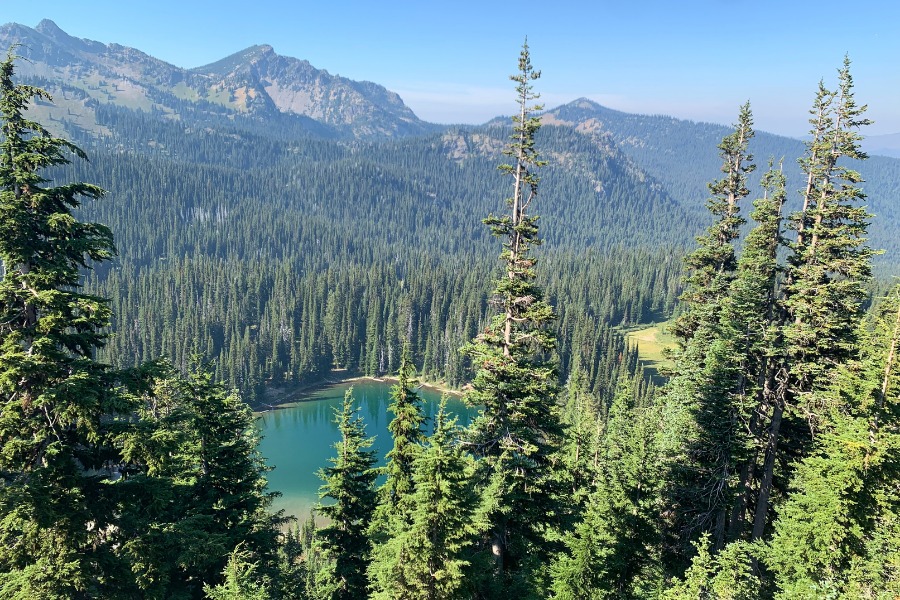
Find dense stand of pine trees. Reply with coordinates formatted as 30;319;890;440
1;44;898;599
85;249;675;403
66;130;682;403
37;70;687;403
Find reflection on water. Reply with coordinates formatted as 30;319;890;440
256;379;475;521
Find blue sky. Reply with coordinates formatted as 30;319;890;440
4;1;899;137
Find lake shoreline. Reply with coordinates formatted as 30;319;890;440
252;372;463;415
256;378;475;523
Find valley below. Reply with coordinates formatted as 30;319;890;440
1;16;898;599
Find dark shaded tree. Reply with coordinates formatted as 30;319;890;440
551;373;664;598
659;105;756;562
111;360;283;598
0;49;116;597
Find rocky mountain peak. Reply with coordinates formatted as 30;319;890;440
30;18;105;56
35;18;65;36
0;20;433;139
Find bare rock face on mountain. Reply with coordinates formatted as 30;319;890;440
0;19;432;138
192;44;424;137
2;21;898;263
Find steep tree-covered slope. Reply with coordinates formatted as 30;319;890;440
545;99;900;264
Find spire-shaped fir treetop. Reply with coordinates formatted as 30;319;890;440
672;101;755;342
784;55;874;420
463;40;563;597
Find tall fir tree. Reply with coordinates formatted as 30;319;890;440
718;160;788;544
371;398;481;600
182;361;284;587
745;56;874;547
660;105;756;561
368;350;427;598
379;349;426;516
764;285;900;598
557;363;602;512
671;101;755;342
0;49;116;597
463;41;563;597
313;389;377;600
783;56;873;428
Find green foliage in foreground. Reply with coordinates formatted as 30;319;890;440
461;42;564;598
0;47;115;598
312;389;378;600
0;53;281;599
3;43;899;600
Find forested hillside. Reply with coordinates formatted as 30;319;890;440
1;22;898;599
49;89;688;401
3;20;899;402
545;99;900;263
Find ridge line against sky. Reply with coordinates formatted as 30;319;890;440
3;1;900;138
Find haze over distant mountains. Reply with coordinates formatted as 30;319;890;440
3;19;899;152
1;19;898;267
0;18;896;403
0;19;437;138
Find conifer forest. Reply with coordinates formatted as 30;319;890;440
1;31;899;600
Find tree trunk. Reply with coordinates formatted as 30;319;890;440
872;293;900;441
752;394;783;541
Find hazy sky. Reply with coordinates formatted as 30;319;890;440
4;1;899;137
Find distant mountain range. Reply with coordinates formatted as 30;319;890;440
0;19;436;138
1;20;898;268
1;19;896;395
538;99;900;268
861;133;900;159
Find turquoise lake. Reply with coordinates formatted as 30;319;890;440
256;379;477;520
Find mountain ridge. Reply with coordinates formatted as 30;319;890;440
0;19;435;139
1;20;897;266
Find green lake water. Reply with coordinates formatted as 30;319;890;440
256;379;477;520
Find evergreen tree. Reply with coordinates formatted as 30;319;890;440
184;361;284;582
203;544;273;600
557;363;602;511
551;373;664;598
0;49;116;597
660;105;756;561
112;360;283;598
276;523;308;600
371;399;480;600
463;41;563;596
368;351;427;598
380;349;426;515
665;157;787;546
298;512;324;600
671;102;754;342
663;535;760;600
314;389;377;600
764;286;900;598
746;57;874;548
783;56;873;427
